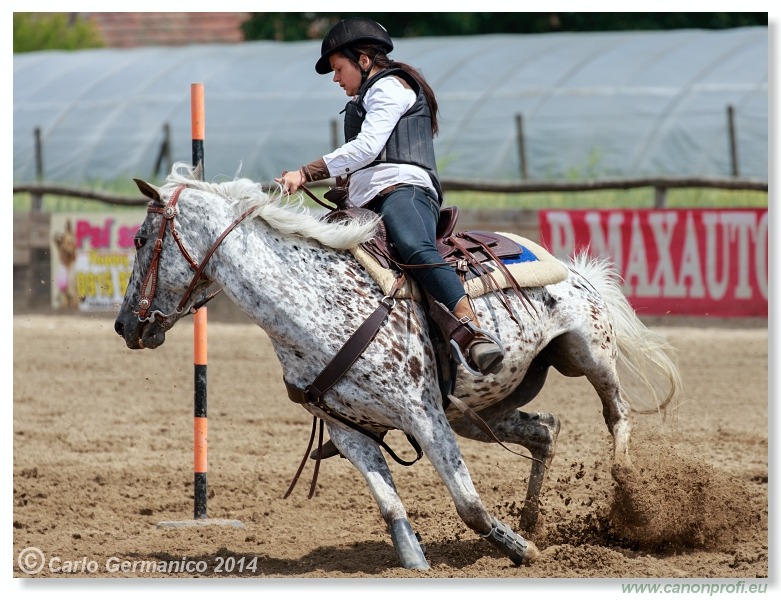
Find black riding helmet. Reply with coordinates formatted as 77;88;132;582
315;17;393;75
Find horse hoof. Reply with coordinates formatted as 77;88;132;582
522;540;540;565
390;519;429;570
482;517;535;566
519;507;540;534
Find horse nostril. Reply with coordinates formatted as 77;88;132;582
114;320;124;337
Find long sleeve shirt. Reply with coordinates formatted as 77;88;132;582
322;75;436;207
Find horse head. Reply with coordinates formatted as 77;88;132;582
114;177;218;349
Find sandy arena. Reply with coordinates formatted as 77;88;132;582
12;311;768;582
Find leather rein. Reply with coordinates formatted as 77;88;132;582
135;185;257;324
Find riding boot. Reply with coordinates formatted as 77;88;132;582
453;297;505;373
429;296;504;376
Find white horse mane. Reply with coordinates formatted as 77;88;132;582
163;162;379;250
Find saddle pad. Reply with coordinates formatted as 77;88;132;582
351;232;568;301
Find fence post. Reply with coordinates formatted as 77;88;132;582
515;113;528;181
654;186;667;209
727;104;740;177
153;122;172;178
33;127;44;212
26;127;49;309
331;118;340;151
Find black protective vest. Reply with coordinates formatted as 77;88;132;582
343;68;442;200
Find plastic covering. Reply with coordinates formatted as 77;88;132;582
13;26;767;185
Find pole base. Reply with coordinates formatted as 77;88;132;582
157;518;245;529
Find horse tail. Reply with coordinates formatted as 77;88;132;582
571;252;683;417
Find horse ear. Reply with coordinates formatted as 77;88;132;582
134;178;162;201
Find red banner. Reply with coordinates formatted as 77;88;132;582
539;208;768;317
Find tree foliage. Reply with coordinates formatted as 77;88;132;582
241;12;768;41
14;13;104;53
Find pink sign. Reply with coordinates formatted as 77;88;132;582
539;208;768;317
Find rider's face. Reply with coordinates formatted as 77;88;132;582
330;53;363;97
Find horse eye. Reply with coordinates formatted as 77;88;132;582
134;236;146;250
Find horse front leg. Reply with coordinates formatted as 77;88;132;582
326;425;429;570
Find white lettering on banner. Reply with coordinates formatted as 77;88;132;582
726;212;757;299
756;211;768;298
544;212;575;258
584;211;624;270
702;212;730;300
624;212;652;296
679;211;705;298
647;212;682;297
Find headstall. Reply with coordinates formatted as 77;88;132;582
135;185;257;325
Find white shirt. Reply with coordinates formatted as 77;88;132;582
322;75;436;207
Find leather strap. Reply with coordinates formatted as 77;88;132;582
300;183;339;212
283;276;423;498
175;203;258;314
447;394;540;463
306;293;397;398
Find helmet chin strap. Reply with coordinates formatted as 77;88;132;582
343;47;379;88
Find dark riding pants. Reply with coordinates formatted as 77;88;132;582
376;185;465;311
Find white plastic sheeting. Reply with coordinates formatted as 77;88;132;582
13;26;767;185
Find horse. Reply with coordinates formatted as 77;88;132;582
114;163;682;570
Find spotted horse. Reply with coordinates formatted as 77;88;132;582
115;163;682;571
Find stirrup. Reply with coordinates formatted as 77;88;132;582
449;321;504;377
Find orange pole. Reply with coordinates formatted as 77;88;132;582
192;84;207;519
191;83;205;142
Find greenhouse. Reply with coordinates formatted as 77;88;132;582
13;25;767;186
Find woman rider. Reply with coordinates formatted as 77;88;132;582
276;17;504;377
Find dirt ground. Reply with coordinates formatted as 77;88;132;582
12;311;769;586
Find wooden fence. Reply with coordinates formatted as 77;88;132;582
12;175;768;311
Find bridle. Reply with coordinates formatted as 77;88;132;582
135;184;257;325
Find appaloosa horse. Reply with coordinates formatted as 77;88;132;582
114;163;681;570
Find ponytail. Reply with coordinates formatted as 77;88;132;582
350;46;439;135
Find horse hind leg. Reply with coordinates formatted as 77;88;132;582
409;415;540;566
589;371;634;484
449;357;560;533
586;368;663;527
547;333;644;518
327;426;429;570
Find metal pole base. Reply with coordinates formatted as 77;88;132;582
157;519;245;529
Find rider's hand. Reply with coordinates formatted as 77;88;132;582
274;169;305;195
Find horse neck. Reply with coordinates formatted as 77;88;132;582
199;203;374;345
